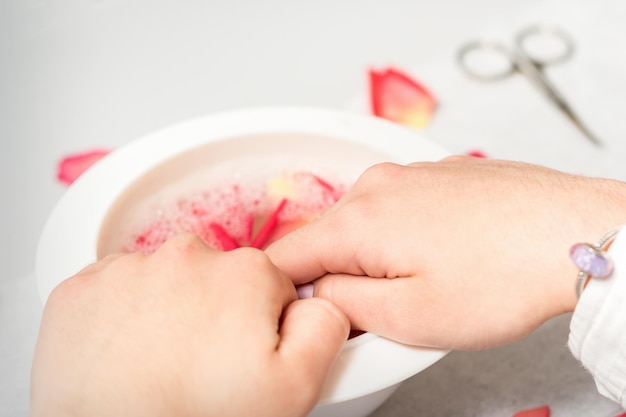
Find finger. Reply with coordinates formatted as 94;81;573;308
212;248;299;328
153;232;217;259
311;273;435;346
265;215;365;285
277;297;349;391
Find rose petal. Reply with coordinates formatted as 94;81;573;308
370;67;437;128
513;405;550;417
57;149;111;185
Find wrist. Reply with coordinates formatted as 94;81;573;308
568;220;626;407
562;177;626;311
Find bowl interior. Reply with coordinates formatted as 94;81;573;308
97;132;386;257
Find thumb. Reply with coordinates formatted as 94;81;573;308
265;216;365;285
278;298;350;387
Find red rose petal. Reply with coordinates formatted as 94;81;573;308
370;67;437;128
57;149;111;185
208;222;241;251
242;213;254;243
251;198;288;249
311;174;335;193
513;405;550;417
466;149;488;158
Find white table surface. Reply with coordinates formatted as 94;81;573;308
2;1;625;416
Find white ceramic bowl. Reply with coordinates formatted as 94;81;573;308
36;107;450;417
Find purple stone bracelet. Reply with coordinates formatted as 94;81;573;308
569;243;613;278
570;226;622;298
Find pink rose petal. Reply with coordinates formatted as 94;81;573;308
57;149;111;185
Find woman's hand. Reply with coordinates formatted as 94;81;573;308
31;234;349;417
267;157;626;350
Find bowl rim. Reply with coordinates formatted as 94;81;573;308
36;106;450;404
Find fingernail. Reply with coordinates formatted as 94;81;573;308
296;283;314;299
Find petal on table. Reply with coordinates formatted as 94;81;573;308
57;149;111;185
369;67;437;129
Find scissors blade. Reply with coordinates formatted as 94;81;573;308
554;100;603;146
515;55;602;146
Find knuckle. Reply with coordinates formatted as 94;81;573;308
158;233;207;259
228;247;275;272
358;162;402;184
45;274;85;310
170;232;206;247
441;154;469;162
349;162;405;206
335;190;379;229
47;277;72;303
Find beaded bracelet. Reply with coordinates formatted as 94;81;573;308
569;225;623;299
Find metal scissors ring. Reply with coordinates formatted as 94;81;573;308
457;25;575;81
515;25;575;66
457;25;600;146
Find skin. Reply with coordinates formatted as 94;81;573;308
30;234;349;417
30;156;626;415
266;156;626;350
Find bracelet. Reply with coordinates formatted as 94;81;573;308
570;225;623;299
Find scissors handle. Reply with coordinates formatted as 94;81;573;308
515;25;575;67
457;40;517;81
457;25;575;81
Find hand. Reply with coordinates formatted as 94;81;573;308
31;234;349;417
267;157;626;350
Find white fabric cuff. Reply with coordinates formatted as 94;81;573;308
569;229;626;407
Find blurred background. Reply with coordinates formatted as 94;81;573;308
2;0;625;416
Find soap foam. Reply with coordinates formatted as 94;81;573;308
121;168;351;254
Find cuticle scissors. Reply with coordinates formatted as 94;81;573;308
457;24;601;146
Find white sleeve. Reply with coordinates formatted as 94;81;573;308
569;229;626;407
